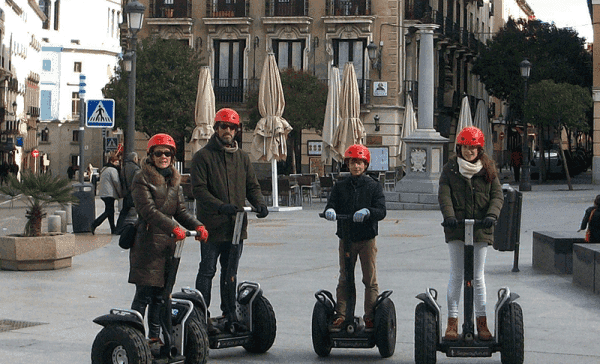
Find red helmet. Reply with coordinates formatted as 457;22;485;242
147;133;176;153
215;108;240;125
344;144;371;164
456;126;485;147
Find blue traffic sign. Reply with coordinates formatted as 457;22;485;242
86;99;115;128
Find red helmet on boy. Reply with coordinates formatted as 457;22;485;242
344;144;371;165
456;126;485;147
147;133;176;152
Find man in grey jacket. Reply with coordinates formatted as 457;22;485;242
190;108;268;333
116;152;140;233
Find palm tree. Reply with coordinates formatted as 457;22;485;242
0;171;78;237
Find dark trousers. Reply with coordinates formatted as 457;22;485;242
512;165;521;182
92;197;116;232
195;239;243;318
131;285;163;338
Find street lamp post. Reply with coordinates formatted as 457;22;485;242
519;58;532;192
123;0;146;157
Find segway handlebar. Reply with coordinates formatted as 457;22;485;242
318;212;352;220
440;219;485;228
169;230;199;238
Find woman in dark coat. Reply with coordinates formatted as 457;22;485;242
129;133;208;343
438;126;504;342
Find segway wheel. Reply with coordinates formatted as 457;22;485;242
184;318;209;364
374;297;396;358
91;324;151;364
242;294;277;353
415;302;437;364
499;302;524;364
311;301;332;357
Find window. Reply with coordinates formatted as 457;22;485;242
54;0;60;31
213;39;246;103
40;127;49;142
333;39;368;103
72;92;80;119
42;59;51;71
273;40;305;71
40;0;51;29
74;62;82;73
72;130;80;142
41;90;52;120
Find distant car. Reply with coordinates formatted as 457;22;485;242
529;149;565;179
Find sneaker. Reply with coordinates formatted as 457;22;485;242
330;316;345;332
364;318;374;331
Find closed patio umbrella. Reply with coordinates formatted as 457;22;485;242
251;53;293;208
399;95;418;173
474;99;493;158
455;95;473;145
322;66;341;164
190;66;215;154
331;62;366;161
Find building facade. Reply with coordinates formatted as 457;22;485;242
37;0;123;179
131;0;498;175
589;0;600;184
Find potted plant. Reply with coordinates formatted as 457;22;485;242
0;171;79;270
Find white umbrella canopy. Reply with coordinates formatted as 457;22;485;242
331;62;366;161
251;53;293;162
190;66;215;154
455;95;473;145
399;95;418;172
474;99;493;158
321;66;341;163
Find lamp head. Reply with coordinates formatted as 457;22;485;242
125;0;146;34
519;58;532;79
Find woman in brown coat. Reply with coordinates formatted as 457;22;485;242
129;133;208;343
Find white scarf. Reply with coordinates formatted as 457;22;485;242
457;157;483;179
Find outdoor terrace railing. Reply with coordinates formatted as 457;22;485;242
148;0;192;18
326;0;371;16
265;0;308;17
206;0;249;18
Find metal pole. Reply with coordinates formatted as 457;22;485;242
519;77;532;191
78;74;86;184
125;36;137;157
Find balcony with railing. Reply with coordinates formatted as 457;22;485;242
326;0;371;16
149;0;192;18
265;0;308;17
206;0;249;18
405;0;430;21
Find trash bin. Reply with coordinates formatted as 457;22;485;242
72;182;96;233
493;184;523;252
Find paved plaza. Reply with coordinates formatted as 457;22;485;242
1;174;600;363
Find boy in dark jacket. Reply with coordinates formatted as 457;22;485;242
324;144;386;331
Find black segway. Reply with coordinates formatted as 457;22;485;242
312;213;396;358
415;219;524;364
91;230;209;364
203;206;277;353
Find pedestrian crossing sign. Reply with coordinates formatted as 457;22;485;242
86;99;115;128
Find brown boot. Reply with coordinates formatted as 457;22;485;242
444;317;459;340
477;316;492;341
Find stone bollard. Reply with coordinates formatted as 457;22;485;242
55;210;67;233
48;215;61;233
63;203;73;225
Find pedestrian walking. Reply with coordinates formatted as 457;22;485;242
190;108;268;334
323;144;386;331
510;147;523;182
115;152;140;233
578;194;600;243
129;133;208;344
438;126;504;341
91;153;122;234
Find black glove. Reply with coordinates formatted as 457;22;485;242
443;217;458;229
482;216;496;228
218;204;242;216
256;205;269;218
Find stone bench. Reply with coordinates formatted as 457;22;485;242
532;231;587;274
573;244;600;294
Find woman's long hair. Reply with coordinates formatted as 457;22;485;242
456;145;498;183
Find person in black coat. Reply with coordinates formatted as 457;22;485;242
579;195;600;243
323;144;386;331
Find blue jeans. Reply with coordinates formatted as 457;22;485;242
195;240;243;317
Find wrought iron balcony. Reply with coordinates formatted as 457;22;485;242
405;0;430;21
265;0;308;17
326;0;371;16
206;0;249;18
148;0;192;18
